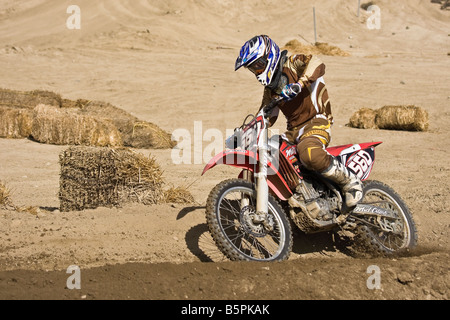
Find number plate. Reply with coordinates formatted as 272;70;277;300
345;149;375;181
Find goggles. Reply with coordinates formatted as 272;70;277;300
246;57;268;75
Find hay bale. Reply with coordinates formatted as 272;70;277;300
0;107;33;138
0;88;175;149
123;121;176;149
31;104;123;147
0;88;61;109
375;105;429;131
314;42;351;57
283;39;350;57
114;148;166;205
59;147;123;211
59;146;165;212
74;100;137;121
64;99;175;149
348;108;378;129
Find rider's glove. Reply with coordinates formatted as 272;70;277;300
281;83;302;100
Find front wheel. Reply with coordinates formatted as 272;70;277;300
205;179;292;262
351;180;418;257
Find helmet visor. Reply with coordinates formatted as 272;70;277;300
246;57;268;75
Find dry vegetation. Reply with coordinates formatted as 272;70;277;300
32;104;123;147
0;180;13;210
59;146;194;212
348;105;429;131
282;39;350;57
0;88;175;149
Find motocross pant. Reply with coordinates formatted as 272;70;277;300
284;117;332;173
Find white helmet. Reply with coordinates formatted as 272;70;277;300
235;35;281;86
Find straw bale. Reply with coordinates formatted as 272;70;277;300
314;42;351;57
0;107;33;138
61;98;92;109
0;88;175;149
59;147;123;211
114;148;165;205
375;105;429;131
31;104;123;147
123;121;176;149
74;100;137;121
283;39;350;57
63;99;175;149
348;108;378;129
0;88;61;109
59;146;165;211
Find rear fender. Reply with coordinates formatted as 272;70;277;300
202;150;293;201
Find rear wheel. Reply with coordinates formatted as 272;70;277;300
205;179;292;261
351;180;418;257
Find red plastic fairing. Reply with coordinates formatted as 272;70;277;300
326;144;353;156
202;150;293;201
326;142;382;156
201;149;256;176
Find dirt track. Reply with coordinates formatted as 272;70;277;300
1;251;448;300
0;0;449;301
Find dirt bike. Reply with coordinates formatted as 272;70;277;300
202;97;418;261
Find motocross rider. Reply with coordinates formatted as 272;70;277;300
235;35;363;208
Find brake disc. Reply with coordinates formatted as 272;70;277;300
240;205;269;237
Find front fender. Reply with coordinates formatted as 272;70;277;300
202;149;257;175
202;149;293;201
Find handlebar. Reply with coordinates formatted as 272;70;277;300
263;96;283;116
238;97;283;131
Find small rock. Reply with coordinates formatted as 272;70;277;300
397;271;414;285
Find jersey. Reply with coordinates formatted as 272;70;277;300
260;52;333;131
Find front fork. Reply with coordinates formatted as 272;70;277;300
237;120;272;232
256;125;269;216
239;121;270;215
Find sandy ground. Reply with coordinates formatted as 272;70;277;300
0;0;449;301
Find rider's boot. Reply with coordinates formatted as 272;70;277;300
321;157;363;208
